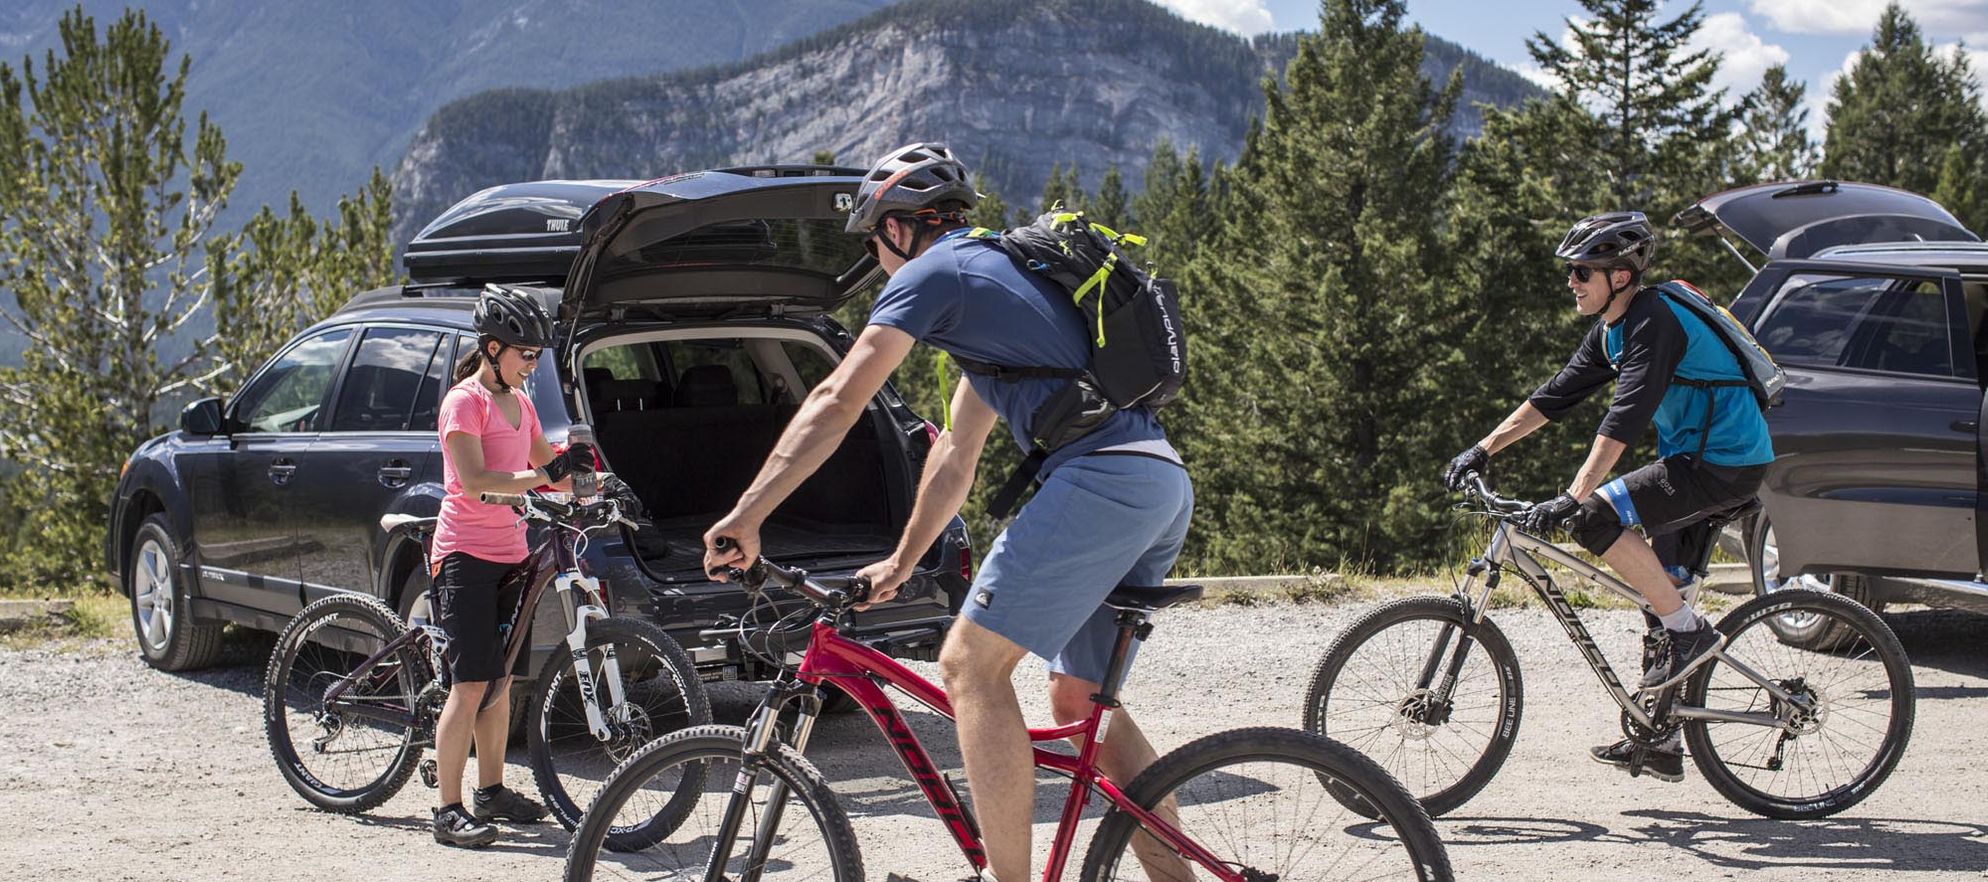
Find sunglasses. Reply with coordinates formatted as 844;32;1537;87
513;349;541;362
1564;263;1599;283
863;235;880;259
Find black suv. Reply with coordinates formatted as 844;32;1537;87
1678;180;1988;644
107;167;971;675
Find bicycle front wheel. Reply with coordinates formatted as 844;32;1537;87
1304;595;1522;817
1081;727;1451;882
564;725;862;882
263;593;431;813
528;616;713;835
1682;590;1914;819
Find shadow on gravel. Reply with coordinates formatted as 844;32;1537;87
1882;609;1988;685
340;809;574;858
1442;813;1988;874
1624;810;1988;873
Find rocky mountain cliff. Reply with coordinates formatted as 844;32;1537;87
391;0;1542;243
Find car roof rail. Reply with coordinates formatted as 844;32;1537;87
714;164;867;178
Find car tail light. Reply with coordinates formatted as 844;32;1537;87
923;421;940;444
959;548;973;581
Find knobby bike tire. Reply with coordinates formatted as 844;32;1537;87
1682;590;1914;819
563;725;862;882
1080;726;1453;882
1304;594;1523;817
527;615;713;838
264;593;430;813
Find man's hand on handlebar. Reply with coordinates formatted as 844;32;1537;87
704;515;760;583
852;559;909;612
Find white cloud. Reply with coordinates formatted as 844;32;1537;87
1749;0;1988;37
1154;0;1276;36
1690;12;1791;95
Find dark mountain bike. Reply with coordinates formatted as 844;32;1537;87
563;543;1452;882
263;484;711;838
1303;473;1914;820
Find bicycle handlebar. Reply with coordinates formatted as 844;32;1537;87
708;537;872;609
1461;472;1531;514
478;488;639;531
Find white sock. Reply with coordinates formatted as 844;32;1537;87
1657;604;1703;633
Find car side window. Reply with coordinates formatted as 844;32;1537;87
330;327;446;432
1756;275;1934;371
231;328;354;434
1839;284;1962;379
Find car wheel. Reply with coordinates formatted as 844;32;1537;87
1747;514;1885;650
127;514;225;671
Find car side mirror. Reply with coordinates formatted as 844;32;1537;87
180;397;224;435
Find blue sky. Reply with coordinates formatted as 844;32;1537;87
1156;1;1988;136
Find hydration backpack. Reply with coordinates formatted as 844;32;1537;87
952;209;1189;517
1654;280;1786;410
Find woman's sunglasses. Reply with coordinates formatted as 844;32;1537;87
513;348;541;362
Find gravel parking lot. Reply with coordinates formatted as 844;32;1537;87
3;594;1984;881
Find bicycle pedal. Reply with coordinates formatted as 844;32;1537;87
419;758;439;789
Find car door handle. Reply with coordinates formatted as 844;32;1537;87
378;461;413;487
1953;420;1979;433
268;458;297;485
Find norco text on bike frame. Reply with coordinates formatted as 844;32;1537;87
1442;211;1775;783
703;142;1193;882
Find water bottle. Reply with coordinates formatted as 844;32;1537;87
566;422;599;500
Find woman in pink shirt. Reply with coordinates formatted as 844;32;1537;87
427;286;592;848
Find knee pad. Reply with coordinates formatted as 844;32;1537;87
1568;495;1624;556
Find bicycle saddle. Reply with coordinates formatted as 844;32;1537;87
1104;583;1204;611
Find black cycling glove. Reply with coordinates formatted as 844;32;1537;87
540;443;594;484
1443;444;1490;491
1522;493;1580;534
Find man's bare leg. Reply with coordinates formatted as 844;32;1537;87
1049;675;1192;882
939;619;1032;882
1601;529;1688;617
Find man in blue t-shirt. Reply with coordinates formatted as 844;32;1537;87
1441;211;1774;783
704;143;1192;882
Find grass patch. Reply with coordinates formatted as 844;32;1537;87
0;592;123;649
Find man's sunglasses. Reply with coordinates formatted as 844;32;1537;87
1565;263;1600;282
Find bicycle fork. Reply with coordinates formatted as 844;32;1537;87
708;679;824;882
556;572;627;741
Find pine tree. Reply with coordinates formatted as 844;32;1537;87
1179;0;1462;572
1734;64;1817;182
1822;3;1988;230
1525;0;1746;299
1038;163;1084;214
0;8;400;589
1091;164;1131;230
965;174;1013;229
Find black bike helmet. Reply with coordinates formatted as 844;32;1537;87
473;284;554;348
844;142;980;235
1555;211;1656;272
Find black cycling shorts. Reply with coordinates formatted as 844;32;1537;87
432;551;533;683
1571;455;1765;558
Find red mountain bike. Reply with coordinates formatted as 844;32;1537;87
564;546;1451;882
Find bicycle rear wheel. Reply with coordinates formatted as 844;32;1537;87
1681;590;1914;819
1304;595;1522;817
263;593;433;813
564;725;862;882
1081;727;1451;882
528;616;713;837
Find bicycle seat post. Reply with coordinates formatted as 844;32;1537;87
1090;608;1152;710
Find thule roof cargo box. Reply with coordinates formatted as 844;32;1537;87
402;166;872;286
403;179;638;284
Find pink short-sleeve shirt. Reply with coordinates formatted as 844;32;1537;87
432;376;540;564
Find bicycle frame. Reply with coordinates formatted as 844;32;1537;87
727;614;1246;882
1449;519;1809;734
320;499;628;740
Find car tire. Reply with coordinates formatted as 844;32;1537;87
1747;513;1886;650
126;513;225;671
